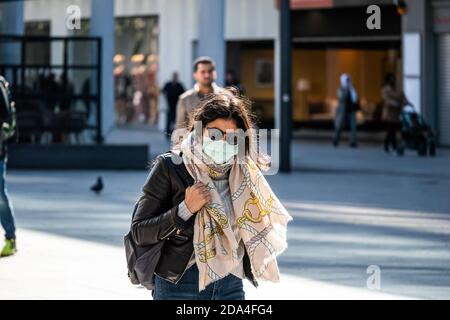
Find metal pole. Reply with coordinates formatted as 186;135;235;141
96;38;103;144
91;0;113;144
280;0;292;172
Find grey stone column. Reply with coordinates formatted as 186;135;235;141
90;0;115;142
0;1;24;80
197;0;225;86
0;1;23;34
402;0;435;128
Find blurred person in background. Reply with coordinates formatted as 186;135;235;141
146;55;160;125
0;76;17;257
57;72;74;113
175;57;225;129
131;57;148;123
114;64;132;125
333;73;359;148
43;72;60;113
382;73;408;153
225;69;245;95
162;72;185;137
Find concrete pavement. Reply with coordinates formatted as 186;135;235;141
0;229;407;300
1;128;449;299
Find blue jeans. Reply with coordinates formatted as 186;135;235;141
0;157;15;239
153;263;245;300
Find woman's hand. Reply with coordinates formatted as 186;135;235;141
184;182;211;214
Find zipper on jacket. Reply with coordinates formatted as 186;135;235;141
173;228;190;240
160;226;178;240
173;229;189;241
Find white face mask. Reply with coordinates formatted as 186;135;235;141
202;136;238;165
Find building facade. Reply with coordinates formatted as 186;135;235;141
10;0;449;146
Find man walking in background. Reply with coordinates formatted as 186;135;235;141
162;72;185;137
175;57;225;129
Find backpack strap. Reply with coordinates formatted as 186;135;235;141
161;150;194;188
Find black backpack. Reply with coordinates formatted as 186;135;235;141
124;152;193;291
124;200;165;291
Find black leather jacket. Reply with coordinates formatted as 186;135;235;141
131;152;258;287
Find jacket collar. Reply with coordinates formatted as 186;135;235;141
193;82;221;97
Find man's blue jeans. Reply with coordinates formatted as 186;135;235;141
153;263;245;300
0;157;15;240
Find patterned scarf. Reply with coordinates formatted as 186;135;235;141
180;131;293;292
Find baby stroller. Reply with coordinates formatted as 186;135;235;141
397;104;436;157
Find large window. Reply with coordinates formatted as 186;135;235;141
114;16;159;125
69;16;160;126
228;41;401;128
291;48;402;123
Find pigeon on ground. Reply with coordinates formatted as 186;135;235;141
90;176;103;194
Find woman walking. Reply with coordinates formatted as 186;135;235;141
382;73;407;153
131;90;292;300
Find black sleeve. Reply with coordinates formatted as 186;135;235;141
131;156;192;246
162;83;168;94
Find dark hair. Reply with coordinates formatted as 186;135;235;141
185;87;269;170
193;56;216;72
188;88;252;132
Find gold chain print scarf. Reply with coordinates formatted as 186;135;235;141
180;132;293;292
